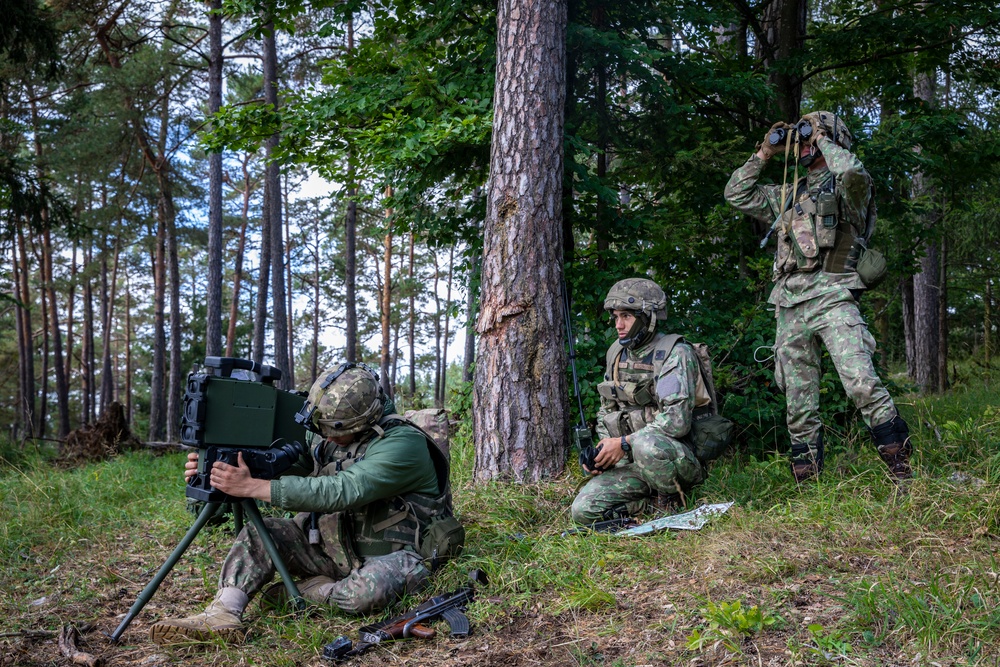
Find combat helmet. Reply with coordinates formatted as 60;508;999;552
604;278;667;349
800;111;852;150
295;363;384;439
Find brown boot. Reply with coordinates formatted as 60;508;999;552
869;414;913;482
149;598;246;645
789;437;823;484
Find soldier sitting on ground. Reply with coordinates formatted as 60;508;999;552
572;278;711;524
149;363;461;645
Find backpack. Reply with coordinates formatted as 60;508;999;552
660;335;736;464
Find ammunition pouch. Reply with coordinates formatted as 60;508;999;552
416;515;465;570
855;246;887;288
596;378;655;407
685;407;735;464
297;511;361;578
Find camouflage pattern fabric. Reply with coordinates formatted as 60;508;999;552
571;434;704;523
403;408;451;459
725;128;900;459
774;289;897;450
220;514;429;615
574;334;705;523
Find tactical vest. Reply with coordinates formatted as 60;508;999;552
773;177;867;280
311;414;456;566
596;334;711;439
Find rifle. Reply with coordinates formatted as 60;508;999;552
322;569;488;662
562;278;598;467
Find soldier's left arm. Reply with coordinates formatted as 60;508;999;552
643;343;700;440
815;135;870;223
269;428;439;513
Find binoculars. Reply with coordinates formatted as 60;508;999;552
768;119;814;146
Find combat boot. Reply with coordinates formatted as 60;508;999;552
869;414;913;482
149;589;247;645
789;435;823;484
260;576;336;611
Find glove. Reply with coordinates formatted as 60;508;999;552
759;121;792;160
797;113;825;145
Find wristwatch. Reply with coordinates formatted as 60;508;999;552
621;435;633;462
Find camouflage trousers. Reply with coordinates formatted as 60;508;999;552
774;289;896;455
571;433;704;523
220;513;430;615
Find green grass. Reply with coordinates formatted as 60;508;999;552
2;376;999;665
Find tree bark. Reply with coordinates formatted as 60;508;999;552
911;68;941;394
473;0;568;482
408;231;417;398
16;222;37;436
205;0;224;358
462;249;478;385
380;187;394;397
225;155;254;358
440;245;454;407
757;0;806;120
432;251;442;407
344;18;358;363
263;19;289;388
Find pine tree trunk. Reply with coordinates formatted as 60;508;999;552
148;215;167;441
16;223;37;436
205;0;224;358
462;250;478;385
440;245;454;407
263;19;289;387
380;188;394;397
65;242;77;421
757;0;806;119
100;236;120;411
284;175;296;388
344;18;358;364
226;155;253;358
408;231;416;397
432;254;442;408
473;0;568;482
911;69;940;394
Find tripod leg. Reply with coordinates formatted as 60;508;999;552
241;500;305;610
109;502;223;643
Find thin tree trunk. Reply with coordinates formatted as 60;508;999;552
284;174;295;387
462;249;478;384
985;276;992;366
380;187;393;397
432;253;442;407
937;234;948;391
440;245;454;407
408;231;416;398
65;241;77;420
311;209;320;383
912;68;940;394
125;270;133;427
344;17;358;363
205;0;224;358
225;155;254;358
101;236;120;411
262;19;289;387
148;214;167;440
473;0;568;481
16;222;36;436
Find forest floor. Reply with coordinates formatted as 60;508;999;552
2;380;999;667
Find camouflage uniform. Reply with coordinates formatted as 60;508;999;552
572;279;706;523
724;112;912;482
150;365;458;645
219;400;442;614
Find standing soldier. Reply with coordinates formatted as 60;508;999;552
149;363;462;644
571;279;708;523
724;111;913;484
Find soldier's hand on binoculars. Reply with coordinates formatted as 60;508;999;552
184;451;199;482
759;122;791;160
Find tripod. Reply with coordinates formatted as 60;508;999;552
110;497;304;643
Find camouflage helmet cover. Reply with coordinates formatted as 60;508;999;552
604;278;667;320
800;111;852;150
304;363;384;438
